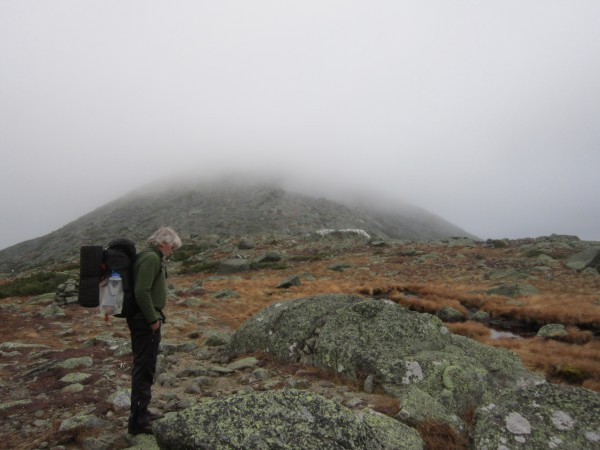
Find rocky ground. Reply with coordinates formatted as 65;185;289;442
0;233;599;449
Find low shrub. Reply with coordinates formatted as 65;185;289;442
550;364;590;384
491;239;509;248
417;419;468;450
178;260;220;274
251;261;289;271
523;249;543;258
289;254;327;262
0;271;69;298
171;243;210;262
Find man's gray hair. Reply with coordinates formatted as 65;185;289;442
147;226;182;250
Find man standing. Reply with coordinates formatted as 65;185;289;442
127;226;181;435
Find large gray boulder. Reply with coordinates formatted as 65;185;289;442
471;383;600;449
153;389;424;449
565;246;600;271
227;294;543;430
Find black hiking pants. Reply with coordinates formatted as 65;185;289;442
127;317;161;427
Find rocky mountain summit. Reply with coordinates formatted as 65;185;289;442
0;179;474;273
1;232;600;449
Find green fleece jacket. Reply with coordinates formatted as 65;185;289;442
133;246;166;324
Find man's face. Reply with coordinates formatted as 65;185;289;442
160;242;174;258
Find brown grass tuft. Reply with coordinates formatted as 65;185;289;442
369;396;400;416
417;419;468;450
447;321;491;339
485;338;600;388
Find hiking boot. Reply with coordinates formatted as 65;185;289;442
144;410;164;422
128;422;153;435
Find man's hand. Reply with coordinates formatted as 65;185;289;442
151;320;161;332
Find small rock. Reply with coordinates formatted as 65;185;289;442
364;374;375;394
62;384;85;393
537;324;569;338
108;389;131;410
227;357;259;371
276;275;302;289
485;283;540;297
212;289;240;299
57;357;93;370
0;399;32;411
156;373;178;387
60;373;91;384
58;414;108;432
39;304;65;318
436;306;464;322
286;378;310;389
470;310;490;323
185;384;202;395
328;263;353;272
252;368;271;380
345;397;363;407
257;252;283;263
204;331;232;347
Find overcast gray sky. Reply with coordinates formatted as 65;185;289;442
1;1;599;250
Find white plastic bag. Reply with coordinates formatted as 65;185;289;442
99;273;124;316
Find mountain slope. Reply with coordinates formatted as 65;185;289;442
0;180;475;272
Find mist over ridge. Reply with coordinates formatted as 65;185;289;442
0;175;476;272
2;3;600;248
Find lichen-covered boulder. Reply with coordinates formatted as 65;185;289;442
153;389;424;449
536;323;569;338
471;383;600;449
226;294;364;361
227;294;543;430
565;246;600;272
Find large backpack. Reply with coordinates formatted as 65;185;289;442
78;238;138;318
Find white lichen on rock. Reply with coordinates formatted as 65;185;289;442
548;436;563;449
551;410;576;431
288;342;297;358
505;412;531;435
585;430;600;443
401;361;424;384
